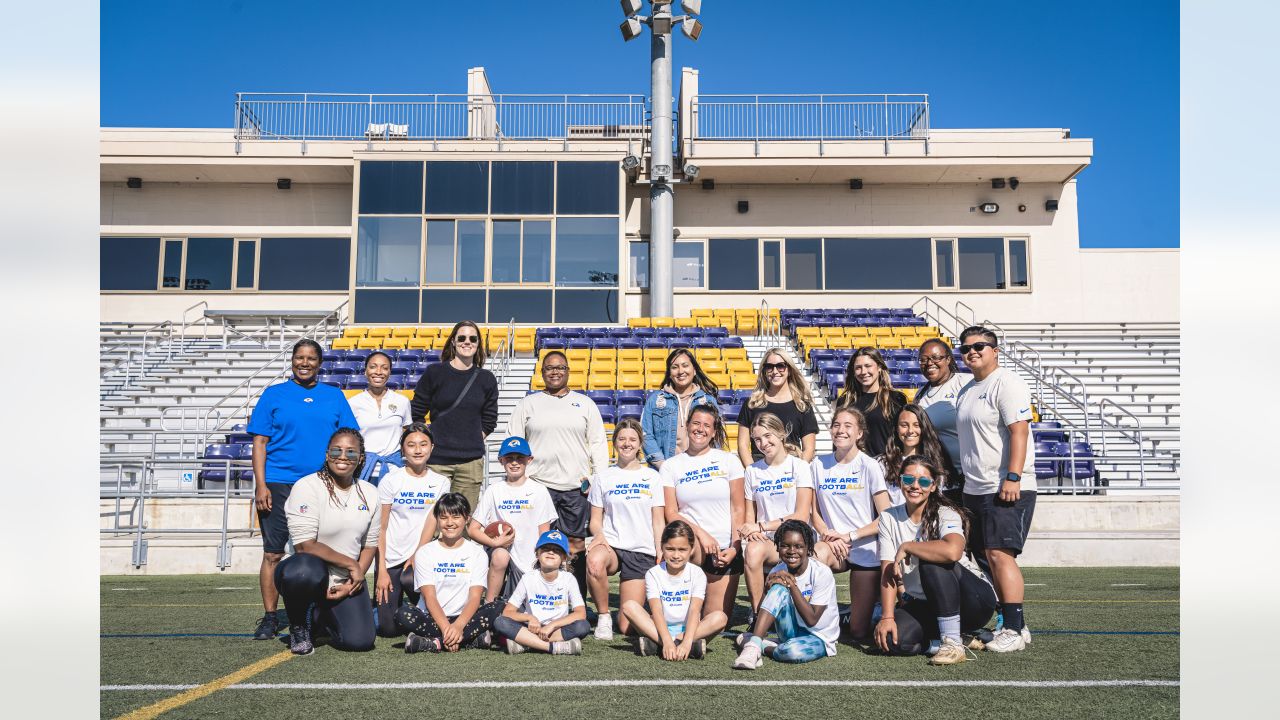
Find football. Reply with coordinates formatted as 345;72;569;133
484;521;514;538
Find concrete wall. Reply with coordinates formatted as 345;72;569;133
101;181;353;227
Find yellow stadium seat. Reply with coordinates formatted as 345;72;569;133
432;336;449;350
565;348;591;364
343;389;363;399
828;337;852;350
706;372;731;389
514;337;535;354
343;327;369;339
674;317;697;329
868;326;893;338
366;327;393;340
796;327;822;341
700;360;726;376
591;348;617;363
727;360;754;375
694;348;721;363
695;316;719;328
588;373;618;390
566;372;588;390
617;348;643;362
721;348;748;362
644;348;669;363
590;360;618;376
900;387;917;402
820;327;845;339
406;338;432;350
538;348;561;361
735;308;758;320
617;373;645;390
651;317;675;328
357;338;382;350
876;337;903;350
645;371;665;389
331;338;357;350
918;326;941;338
530;374;546;391
735;315;758;335
691;308;714;319
899;335;926;349
382;338;408;350
392;327;416;339
892;326;919;337
644;361;667;376
628;317;652;328
617;360;644;374
415;327;439;339
845;327;871;339
731;373;757;390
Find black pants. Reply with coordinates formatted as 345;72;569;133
492;615;591;643
273;553;375;652
375;562;420;638
394;600;504;647
885;560;998;656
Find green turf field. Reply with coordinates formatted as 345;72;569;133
100;566;1178;719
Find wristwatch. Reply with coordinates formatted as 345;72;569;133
1004;472;1021;484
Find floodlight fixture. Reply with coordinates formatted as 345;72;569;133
622;155;642;170
651;15;673;33
682;163;700;180
621;0;642;17
620;17;643;41
979;202;999;214
680;17;703;40
653;164;672;181
681;0;702;14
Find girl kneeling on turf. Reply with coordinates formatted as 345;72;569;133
493;530;590;655
586;418;665;640
874;455;997;665
740;412;815;623
396;492;505;653
622;520;728;660
733;520;840;668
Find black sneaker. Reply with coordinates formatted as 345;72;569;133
636;636;658;657
405;632;441;654
469;630;494;650
689;638;707;659
288;624;314;656
253;612;279;640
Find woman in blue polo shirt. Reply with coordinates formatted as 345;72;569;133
247;338;359;641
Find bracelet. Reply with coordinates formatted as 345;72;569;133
881;615;895;621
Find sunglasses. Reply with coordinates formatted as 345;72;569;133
455;334;479;343
899;474;935;488
762;361;788;373
958;342;996;355
328;448;361;460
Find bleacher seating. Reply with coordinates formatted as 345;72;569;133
531;326;753;392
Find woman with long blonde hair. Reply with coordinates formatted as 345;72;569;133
735;349;818;466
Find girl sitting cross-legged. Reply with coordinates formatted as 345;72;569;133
492;530;591;656
621;520;728;660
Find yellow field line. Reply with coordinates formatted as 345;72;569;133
113;650;293;720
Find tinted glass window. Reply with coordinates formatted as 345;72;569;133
1009;239;1028;287
358;161;423;215
674;242;704;288
356;217;420;286
785;238;823;290
101;237;160;290
522;220;552;283
236;240;256;289
489;289;553;323
425;220;455;284
184;237;233;290
491;161;553;215
709;238;759;291
162;240;183;288
629;241;649;289
555;289;618;323
762;241;781;288
556;162;619;215
935;239;955;287
354;289;419;323
824;238;932;290
258;238;350;291
491;220;521;283
425;161;489;215
421;289;487;324
555;217;618;287
958;237;1006;290
457;220;486;283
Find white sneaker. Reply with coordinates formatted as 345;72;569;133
929;637;969;665
594;613;614;641
733;642;763;670
733;632;777;653
1021;625;1032;645
550;637;582;656
504;637;527;655
984;628;1027;653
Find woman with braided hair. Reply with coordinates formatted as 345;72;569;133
274;427;381;655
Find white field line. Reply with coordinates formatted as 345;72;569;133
103;679;1179;691
1110;583;1148;587
1025;583;1047;586
109;588;146;591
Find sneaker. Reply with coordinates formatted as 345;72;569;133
470;630;494;650
984;628;1027;653
404;632;442;654
504;637;527;655
253;612;279;640
963;633;986;652
287;624;314;656
689;638;707;659
733;632;777;653
1021;625;1032;645
929;637;968;665
733;642;763;670
636;636;658;657
594;613;614;641
551;638;583;656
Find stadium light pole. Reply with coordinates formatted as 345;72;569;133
621;0;703;319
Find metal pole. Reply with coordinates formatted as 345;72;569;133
648;5;674;319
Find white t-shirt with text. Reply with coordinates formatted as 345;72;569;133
644;561;708;627
811;453;888;568
377;466;451;567
913;373;970;469
769;559;840;656
659;449;745;547
745;455;815;533
877;504;990;600
285;473;380;586
587;465;665;555
507;570;585;625
956;367;1037;494
347;390;413;457
412;539;489;616
473;478;560;571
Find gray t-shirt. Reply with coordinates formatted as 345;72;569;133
914;373;970;468
955;367;1037;495
878;504;990;600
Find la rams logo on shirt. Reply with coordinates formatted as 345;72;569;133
303;397;314;403
358;503;369;512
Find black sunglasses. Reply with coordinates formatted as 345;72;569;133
455;334;479;343
958;341;997;355
762;361;788;373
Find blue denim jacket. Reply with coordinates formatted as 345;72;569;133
641;387;719;465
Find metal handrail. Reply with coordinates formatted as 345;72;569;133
1098;398;1149;487
689;93;930;144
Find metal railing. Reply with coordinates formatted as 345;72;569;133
689;94;929;155
234;93;648;145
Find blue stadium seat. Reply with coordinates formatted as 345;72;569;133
641;338;668;349
616;390;646;404
199;444;239;485
397;350;425;364
586;390;615;406
598;406;617;424
617;406;642;421
617;338;641;350
721;404;742;422
316;374;345;388
344;349;371;364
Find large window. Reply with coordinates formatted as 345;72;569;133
420;289;487;324
709;238;759;290
489;289;554;323
162;240;182;288
785;238;823;290
1009;239;1029;287
182;237;234;290
491;161;553;215
935;239;956;288
101;237;161;290
674;241;704;288
556;162;619;215
425;220;486;284
491;220;552;284
762;241;782;289
359;161;423;215
258;238;350;291
555;289;618;323
356;218;420;286
425;161;489;215
236;240;257;289
825;238;932;290
354;289;419;323
958;237;1006;290
556;217;618;287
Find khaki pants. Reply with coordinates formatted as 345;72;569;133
428;457;487;515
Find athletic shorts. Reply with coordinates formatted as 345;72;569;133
484;545;524;600
615;548;657;582
257;482;293;554
548;487;591;539
963;490;1037;556
701;549;745;577
848;562;880;572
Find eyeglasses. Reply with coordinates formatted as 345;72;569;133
958;342;996;355
899;474;935;488
542;365;569;373
919;353;950;365
455;335;479;344
328;448;361;460
762;362;788;373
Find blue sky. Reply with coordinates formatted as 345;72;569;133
101;0;1178;248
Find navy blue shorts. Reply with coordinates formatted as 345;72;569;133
963;490;1036;556
615;548;657;582
258;482;293;554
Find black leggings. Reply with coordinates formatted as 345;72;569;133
885;560;998;656
492;615;591;643
394;600;504;646
273;553;375;652
375;562;420;638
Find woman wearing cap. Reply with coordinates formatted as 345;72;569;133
493;529;590;655
348;351;413;484
247;338;359;641
410;320;499;511
735;349;819;466
641;348;720;469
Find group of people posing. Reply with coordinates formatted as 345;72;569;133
246;320;1038;668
